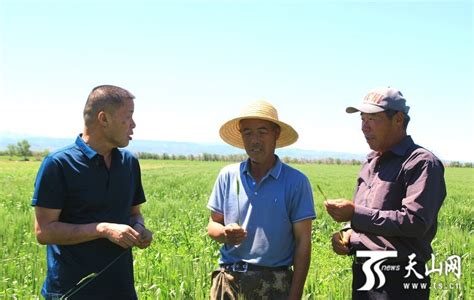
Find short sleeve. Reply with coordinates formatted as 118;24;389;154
32;156;66;209
289;175;316;223
132;158;146;206
207;169;228;215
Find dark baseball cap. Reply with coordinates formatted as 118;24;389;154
346;87;410;114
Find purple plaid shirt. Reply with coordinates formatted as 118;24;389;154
349;136;446;262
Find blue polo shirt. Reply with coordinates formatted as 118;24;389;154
207;156;316;267
32;135;146;299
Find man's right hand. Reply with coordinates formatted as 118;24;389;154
331;229;352;255
223;223;247;245
98;223;141;249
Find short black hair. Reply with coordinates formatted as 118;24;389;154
83;85;135;125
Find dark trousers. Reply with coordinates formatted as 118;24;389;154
352;260;430;300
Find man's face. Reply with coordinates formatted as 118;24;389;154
240;119;280;163
105;98;136;148
360;111;400;152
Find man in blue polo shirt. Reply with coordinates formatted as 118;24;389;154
32;85;153;299
207;100;316;299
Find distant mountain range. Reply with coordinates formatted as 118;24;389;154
0;134;366;161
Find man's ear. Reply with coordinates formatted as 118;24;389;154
395;111;404;127
97;111;108;127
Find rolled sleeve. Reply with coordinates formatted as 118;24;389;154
352;205;375;232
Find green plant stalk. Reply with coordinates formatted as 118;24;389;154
60;250;128;299
316;184;328;201
236;177;241;226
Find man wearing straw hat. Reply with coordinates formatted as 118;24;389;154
324;87;446;299
207;100;316;299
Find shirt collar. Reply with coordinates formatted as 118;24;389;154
75;134;122;163
243;155;282;180
366;135;415;161
75;134;98;160
390;135;415;156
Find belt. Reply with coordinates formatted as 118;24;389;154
220;262;291;273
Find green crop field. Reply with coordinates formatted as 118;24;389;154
0;158;472;299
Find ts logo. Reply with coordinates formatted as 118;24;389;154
356;251;398;291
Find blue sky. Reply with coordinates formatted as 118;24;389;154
1;0;472;161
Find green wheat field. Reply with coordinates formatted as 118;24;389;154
0;158;472;299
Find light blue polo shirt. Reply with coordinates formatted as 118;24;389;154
207;156;316;267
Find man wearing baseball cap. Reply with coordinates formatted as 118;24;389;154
207;100;316;299
325;87;446;299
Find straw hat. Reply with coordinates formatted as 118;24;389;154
219;100;299;149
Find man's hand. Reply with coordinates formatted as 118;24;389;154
98;223;141;249
133;223;153;249
324;199;355;222
331;229;352;255
223;223;247;245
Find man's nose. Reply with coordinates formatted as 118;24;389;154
250;132;262;143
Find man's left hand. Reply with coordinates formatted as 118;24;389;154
324;199;355;222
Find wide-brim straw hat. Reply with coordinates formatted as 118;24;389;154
219;100;299;149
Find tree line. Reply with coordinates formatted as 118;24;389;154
1;140;472;167
135;152;364;165
1;139;50;161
